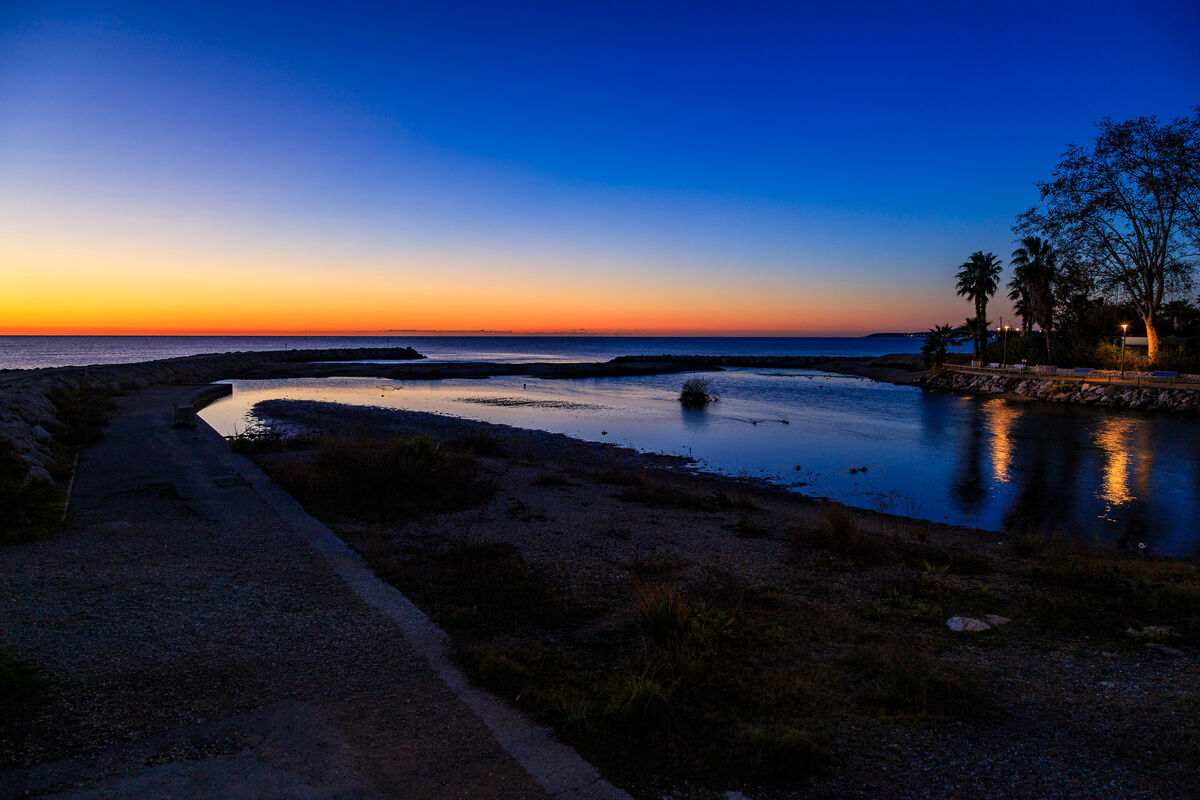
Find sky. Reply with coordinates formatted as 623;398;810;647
1;1;1198;335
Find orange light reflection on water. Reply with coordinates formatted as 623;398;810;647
1094;417;1136;509
982;398;1018;483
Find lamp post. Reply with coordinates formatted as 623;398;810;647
1119;324;1128;376
1002;325;1011;367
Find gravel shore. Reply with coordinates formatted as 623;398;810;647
249;399;1199;800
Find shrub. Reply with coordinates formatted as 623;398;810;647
679;376;719;407
633;586;701;644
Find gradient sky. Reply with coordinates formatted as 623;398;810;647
1;1;1198;335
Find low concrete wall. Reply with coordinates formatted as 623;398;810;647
921;368;1200;413
0;346;420;486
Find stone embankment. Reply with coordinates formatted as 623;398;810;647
921;368;1200;413
0;346;421;487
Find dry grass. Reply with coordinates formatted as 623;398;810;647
241;421;1200;797
260;434;493;517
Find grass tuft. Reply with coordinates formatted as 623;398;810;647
634;586;702;644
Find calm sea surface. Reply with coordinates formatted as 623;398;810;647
4;335;1195;555
0;334;930;370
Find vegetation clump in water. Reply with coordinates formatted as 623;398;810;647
679;376;719;407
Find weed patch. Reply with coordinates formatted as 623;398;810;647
1025;556;1200;634
618;479;757;512
792;505;890;564
843;643;989;718
260;434;493;517
448;430;505;457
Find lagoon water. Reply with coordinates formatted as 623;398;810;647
199;368;1200;557
5;335;1196;555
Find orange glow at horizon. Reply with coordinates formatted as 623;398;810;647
1;246;952;336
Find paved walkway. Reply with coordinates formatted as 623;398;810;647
1;386;624;799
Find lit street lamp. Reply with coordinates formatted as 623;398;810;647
1120;324;1129;376
1002;325;1011;367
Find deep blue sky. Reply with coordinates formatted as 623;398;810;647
2;1;1197;333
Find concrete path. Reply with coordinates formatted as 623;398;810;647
1;386;625;799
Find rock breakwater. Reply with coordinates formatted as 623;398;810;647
0;346;421;487
921;369;1200;413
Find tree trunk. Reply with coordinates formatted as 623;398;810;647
1043;329;1052;363
977;299;987;360
1144;316;1160;363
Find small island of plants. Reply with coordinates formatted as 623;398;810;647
679;376;719;407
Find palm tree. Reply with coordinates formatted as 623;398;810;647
921;323;962;369
963;316;990;359
1010;237;1057;361
955;251;1003;359
1007;276;1033;335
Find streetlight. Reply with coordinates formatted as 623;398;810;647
1119;323;1129;376
1002;325;1011;367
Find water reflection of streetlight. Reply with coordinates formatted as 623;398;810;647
1120;324;1129;376
1096;416;1134;508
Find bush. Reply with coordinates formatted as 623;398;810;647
266;434;492;515
679;376;718;407
1092;341;1149;371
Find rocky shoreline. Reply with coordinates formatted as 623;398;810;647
0;346;421;486
920;368;1200;413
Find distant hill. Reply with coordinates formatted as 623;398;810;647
865;332;926;338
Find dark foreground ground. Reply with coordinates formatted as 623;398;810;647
242;400;1198;799
2;383;1197;800
0;387;559;799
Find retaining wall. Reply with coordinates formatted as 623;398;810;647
921;368;1200;413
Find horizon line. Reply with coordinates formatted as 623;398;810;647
0;328;908;337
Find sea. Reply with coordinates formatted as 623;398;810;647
3;335;1196;556
0;334;928;371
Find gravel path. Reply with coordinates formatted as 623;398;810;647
0;386;571;799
